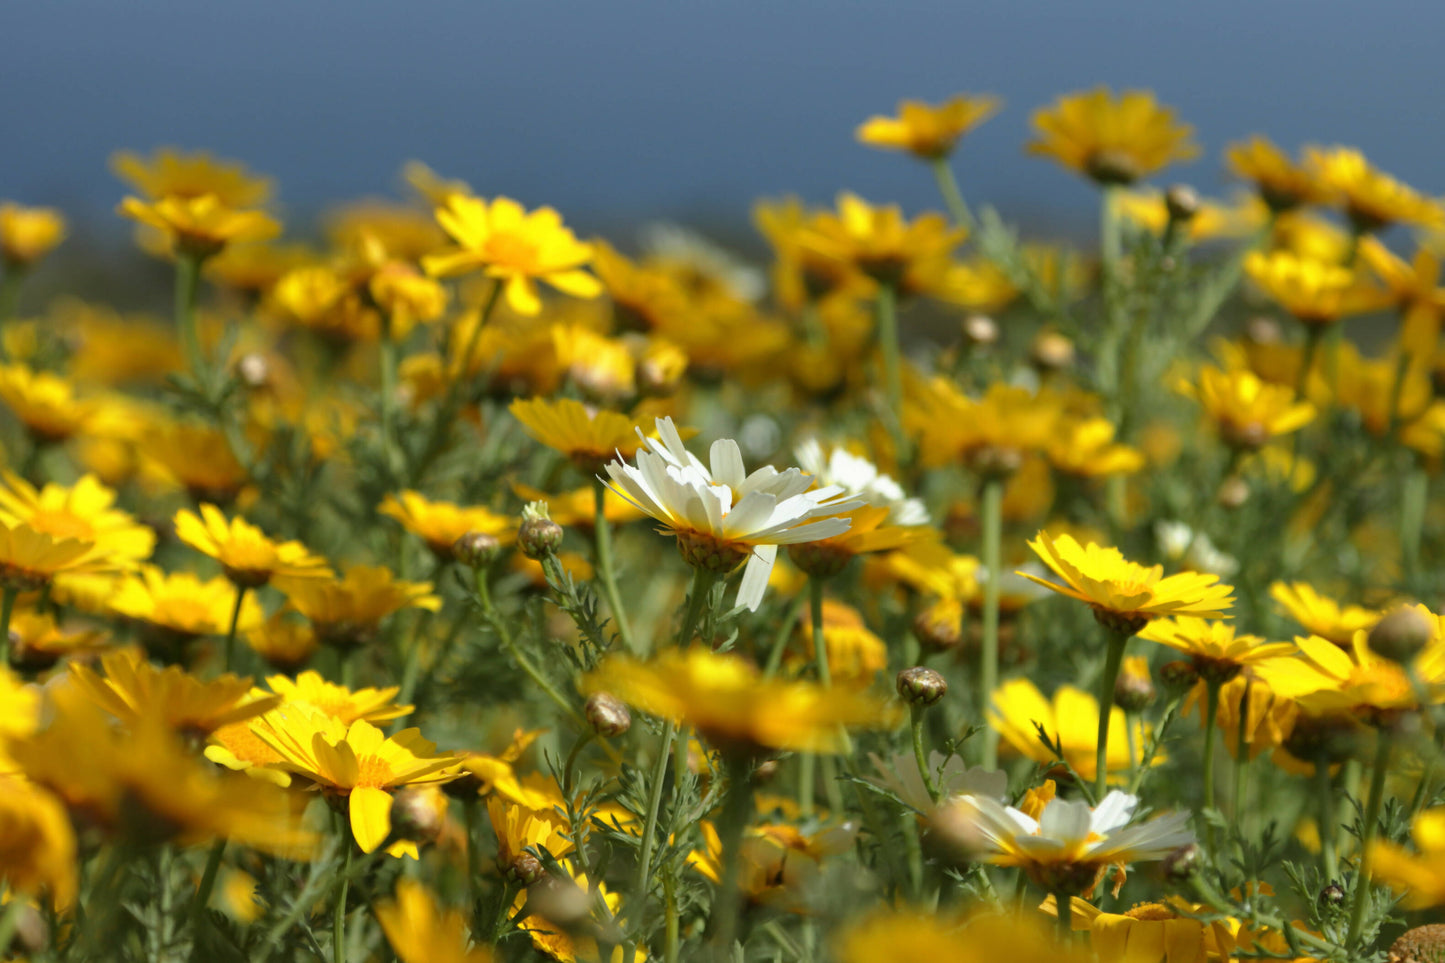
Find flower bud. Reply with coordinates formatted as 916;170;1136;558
787;541;852;579
584;692;631;737
507;852;546;885
527;873;593;932
390;787;446;846
1388;923;1445;963
518;502;564;560
1164;185;1200;223
1244;316;1283;346
1114;656;1156;713
1085;148;1142;186
925;800;985;866
1368;606;1434;663
913;599;963;653
453;531;502;569
897;666;947;707
1318;882;1345;908
1029;332;1075;373
236;352;271;389
1216;476;1250;510
1161;843;1200;882
960;314;998;348
1158;660;1200;692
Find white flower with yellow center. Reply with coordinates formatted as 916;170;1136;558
603;418;860;611
795;439;929;526
952;790;1193;895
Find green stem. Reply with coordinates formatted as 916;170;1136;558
464;799;481;925
222;585;248;674
1053;892;1072;943
1202;679;1222;853
1345;730;1392;951
1094;629;1129;799
1232;679;1252;821
0;268;23;351
477;568;583;728
173;252;206;390
1099;185;1125;385
930;157;975;232
189;838;227;929
1400;464;1427;585
0;586;16;666
873;281;906;461
809;578;830;685
562;731;595;800
378;312;403;480
663;870;681;963
631;720;677;927
980;477;1003;770
333;841;353;963
910;705;940;803
1316;759;1338;881
593;477;637;653
677;567;715;647
0;897;25;957
761;593;804;680
710;759;755;955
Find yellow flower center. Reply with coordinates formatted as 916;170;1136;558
487;233;538;269
354;753;394;789
1350;662;1414;707
1125;903;1178;921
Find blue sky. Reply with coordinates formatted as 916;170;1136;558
6;1;1442;241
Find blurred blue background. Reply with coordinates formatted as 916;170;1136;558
6;0;1443;241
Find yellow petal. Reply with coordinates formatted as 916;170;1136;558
350;786;394;854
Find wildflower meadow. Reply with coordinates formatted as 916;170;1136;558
4;88;1445;963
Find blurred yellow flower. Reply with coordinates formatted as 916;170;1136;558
989;678;1155;782
5;609;107;672
0;517;120;591
244;611;319;671
789;598;889;686
796;192;964;291
1259;633;1441;720
109;566;264;641
423;195;601;315
118;194;280;260
175;503;332;588
1045;417;1145;477
1138;616;1296;681
379;490;514;561
279;565;440;648
1269;581;1381;647
1022;531;1234;633
1226;136;1328;212
0;363;105;444
908;380;1061;475
1369;807;1445;908
1028;87;1198;185
1244;250;1386;326
266;670;411;725
1116;188;1262;242
1306;145;1445;232
111;147;272;207
0;202;66;268
584;647;898;756
139;417;249;503
1044;895;1238;963
856;94;1001;160
837;908;1087;963
376;878;493;963
69;647;279;737
0;472;153;572
1177;363;1315;449
0;775;77;908
510;396;648;471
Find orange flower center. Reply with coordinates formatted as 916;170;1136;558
354;753;394;789
487;234;538;269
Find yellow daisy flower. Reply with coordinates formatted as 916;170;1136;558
118;194;281;260
1305;145;1445;232
279;565;440;648
110;147;273;207
244;611;319;671
68;647;280;738
0;202;66;269
109;565;265;643
856;94;1001;160
174;503;332;588
375;878;493;963
265;670;411;725
1226;136;1329;212
908;380;1062;476
0;518;121;592
1177;363;1316;449
1045;895;1238;963
1027;87;1198;185
422;195;602;315
1369;807;1445;908
584;647;898;757
1244;250;1386;326
989;678;1156;783
1045;417;1145;478
251;707;457;854
1258;634;1442;722
139;418;249;504
1116;188;1262;243
788;598;888;686
378;490;514;561
1138;616;1297;682
0;363;104;444
837;909;1088;963
1269;581;1381;647
6;609;107;673
1022;530;1234;634
796;192;964;290
0;774;78;908
509;396;649;472
0;472;153;572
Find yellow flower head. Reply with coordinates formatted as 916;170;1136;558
789;598;888;686
0;472;153;572
1028;87;1199;185
139;417;249;503
548;323;637;402
1259;633;1442;721
1022;531;1234;634
266;670;411;725
510;396;649;472
989;678;1157;783
1226;136;1329;212
251;707;457;853
1046;417;1145;478
1138;616;1297;682
1177;363;1316;449
118;194;281;260
1116;188;1263;243
376;878;493;963
279;565;440;647
1306;145;1445;232
591;239;690;333
837;908;1089;963
174;503;332;588
109;565;265;639
378;490;513;561
511;482;646;532
909;380;1062;476
1269;581;1381;647
0;775;78;908
0;517;121;592
111;147;273;207
6;609;107;673
423;195;602;315
325;200;448;264
856;94;1001;160
1046;895;1238;963
245;611;319;671
1184;673;1297;761
69;647;280;738
1244;250;1386;326
369;260;449;337
1369;807;1445;909
487;794;574;875
584;647;898;757
0;202;67;268
796;192;964;291
0;363;103;444
203;240;314;297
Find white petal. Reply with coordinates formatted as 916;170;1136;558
1038;797;1092;843
709;438;747;489
735;545;777;611
719;491;777;539
1090;791;1138;834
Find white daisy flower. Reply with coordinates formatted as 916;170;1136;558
950;789;1194;894
795;439;930;527
867;751;1008;813
603;417;861;611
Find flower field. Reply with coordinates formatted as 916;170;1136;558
2;88;1445;962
